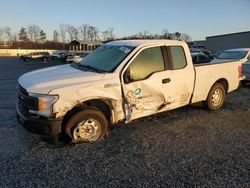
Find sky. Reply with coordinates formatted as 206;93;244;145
0;0;249;41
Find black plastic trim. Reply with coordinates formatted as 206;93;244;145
16;104;62;137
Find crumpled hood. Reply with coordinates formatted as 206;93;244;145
18;64;105;94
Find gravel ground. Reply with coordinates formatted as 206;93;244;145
0;57;249;187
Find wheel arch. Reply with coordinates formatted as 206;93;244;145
61;98;114;131
214;78;229;93
203;78;228;111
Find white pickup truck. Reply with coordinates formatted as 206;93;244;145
16;40;243;144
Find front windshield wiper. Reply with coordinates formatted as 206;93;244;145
76;64;105;73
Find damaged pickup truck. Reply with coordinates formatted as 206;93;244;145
16;40;243;143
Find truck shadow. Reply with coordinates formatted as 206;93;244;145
109;104;208;135
241;83;250;89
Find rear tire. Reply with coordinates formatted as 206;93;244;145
203;83;225;111
65;108;108;143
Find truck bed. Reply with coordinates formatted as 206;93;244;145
191;60;242;103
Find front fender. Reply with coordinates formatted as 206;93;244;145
50;84;124;122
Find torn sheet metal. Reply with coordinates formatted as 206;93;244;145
125;92;168;123
123;79;170;122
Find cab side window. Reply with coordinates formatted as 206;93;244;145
169;46;187;69
125;47;165;82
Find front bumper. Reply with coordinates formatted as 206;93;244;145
16;105;62;137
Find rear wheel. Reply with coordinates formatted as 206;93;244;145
65;108;108;143
203;83;225;110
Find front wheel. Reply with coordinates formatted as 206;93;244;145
65;108;108;143
203;83;226;111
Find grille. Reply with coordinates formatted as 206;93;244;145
17;84;38;116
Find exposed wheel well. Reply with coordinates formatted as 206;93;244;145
84;99;112;122
215;78;229;93
61;99;112;131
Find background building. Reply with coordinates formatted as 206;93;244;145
69;40;103;51
206;31;250;51
187;40;205;49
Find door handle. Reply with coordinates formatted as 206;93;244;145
162;78;171;84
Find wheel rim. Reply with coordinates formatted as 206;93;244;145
73;119;101;141
211;88;223;106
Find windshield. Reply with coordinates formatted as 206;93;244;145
79;45;135;72
217;51;247;59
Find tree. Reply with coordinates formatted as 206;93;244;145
79;24;89;40
168;33;175;39
27;25;41;42
33;25;41;42
142;30;150;39
87;26;94;41
180;33;192;42
72;27;79;40
59;24;66;43
53;30;59;42
0;27;4;43
92;27;99;41
4;27;12;43
19;27;28;42
12;32;18;42
102;28;114;41
102;30;108;41
94;27;100;41
39;30;46;43
27;25;34;41
162;29;170;39
175;32;181;40
65;24;76;41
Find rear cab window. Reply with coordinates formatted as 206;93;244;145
168;46;187;70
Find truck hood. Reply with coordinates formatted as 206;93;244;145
18;64;105;94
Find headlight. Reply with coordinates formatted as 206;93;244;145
29;93;59;117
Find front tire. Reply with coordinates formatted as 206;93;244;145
65;108;108;143
203;83;226;111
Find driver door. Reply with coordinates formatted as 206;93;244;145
122;46;170;122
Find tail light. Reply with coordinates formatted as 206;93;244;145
238;65;242;78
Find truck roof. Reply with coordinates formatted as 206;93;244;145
106;39;186;47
